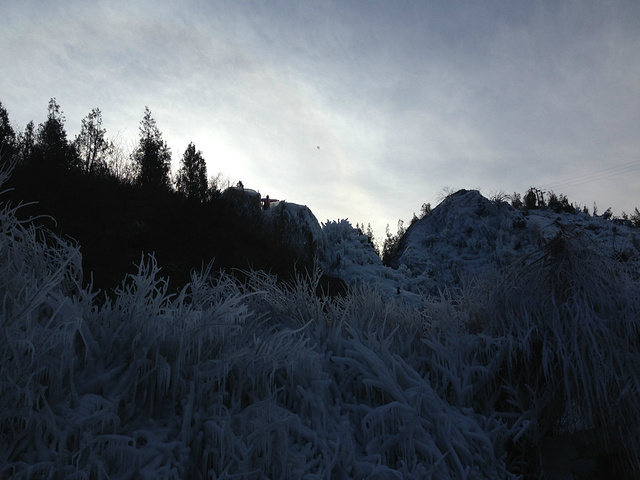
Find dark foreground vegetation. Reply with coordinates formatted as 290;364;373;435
2;159;640;478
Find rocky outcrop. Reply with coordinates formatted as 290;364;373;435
221;187;262;223
260;201;322;268
220;186;323;271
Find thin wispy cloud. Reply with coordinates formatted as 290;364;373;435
1;0;639;238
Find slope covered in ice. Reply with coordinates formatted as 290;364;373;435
390;189;640;291
322;189;640;299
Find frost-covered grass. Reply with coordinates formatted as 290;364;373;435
482;230;640;472
2;162;639;478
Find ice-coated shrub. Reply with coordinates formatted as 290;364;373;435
0;161;87;476
482;229;640;476
237;277;519;479
320;219;381;274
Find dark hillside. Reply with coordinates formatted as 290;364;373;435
5;164;303;294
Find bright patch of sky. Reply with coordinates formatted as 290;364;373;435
2;0;640;240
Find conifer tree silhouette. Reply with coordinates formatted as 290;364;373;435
33;98;77;170
16;121;35;165
0;101;16;159
132;107;171;189
176;142;207;201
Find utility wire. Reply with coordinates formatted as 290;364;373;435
538;159;640;192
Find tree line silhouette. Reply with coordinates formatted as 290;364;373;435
0;98;315;294
0;99;217;203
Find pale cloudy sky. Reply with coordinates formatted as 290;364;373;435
1;0;639;240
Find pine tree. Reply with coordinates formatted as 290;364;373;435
34;98;77;169
365;223;380;256
175;142;207;201
16;121;35;164
132;107;171;189
75;107;111;174
0;101;16;159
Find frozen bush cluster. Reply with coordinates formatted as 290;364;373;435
320;219;381;273
2;163;639;478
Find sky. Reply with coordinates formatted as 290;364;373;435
2;0;640;242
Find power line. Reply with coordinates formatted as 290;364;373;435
540;160;640;190
538;159;640;192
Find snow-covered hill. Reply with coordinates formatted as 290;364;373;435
322;189;640;299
